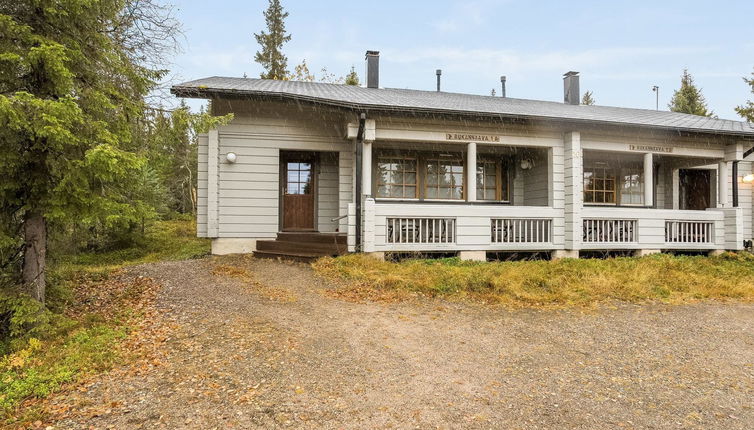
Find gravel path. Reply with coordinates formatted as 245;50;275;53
53;256;753;429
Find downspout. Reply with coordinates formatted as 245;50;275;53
355;113;366;251
732;145;754;208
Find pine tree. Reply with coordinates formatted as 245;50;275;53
668;69;714;117
344;66;360;86
254;0;291;80
735;69;754;122
581;90;595;105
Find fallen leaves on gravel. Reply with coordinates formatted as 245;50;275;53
212;262;297;303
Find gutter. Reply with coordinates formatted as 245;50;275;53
355;113;366;251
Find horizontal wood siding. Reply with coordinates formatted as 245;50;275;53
339;148;354;232
318;152;339;232
212;111;352;239
196;134;209;237
523;150;549;206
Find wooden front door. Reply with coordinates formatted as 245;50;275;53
282;152;316;231
680;169;711;210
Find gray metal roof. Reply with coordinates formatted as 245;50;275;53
171;76;754;138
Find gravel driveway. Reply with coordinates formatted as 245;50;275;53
53;256;753;429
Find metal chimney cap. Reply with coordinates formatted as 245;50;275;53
501;75;506;82
365;50;380;59
436;69;442;75
563;71;579;77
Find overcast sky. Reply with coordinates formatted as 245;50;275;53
170;0;754;120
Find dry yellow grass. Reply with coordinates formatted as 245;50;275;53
312;252;754;307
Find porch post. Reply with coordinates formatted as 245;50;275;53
466;141;477;202
362;141;372;196
563;132;582;254
718;160;729;207
643;152;653;207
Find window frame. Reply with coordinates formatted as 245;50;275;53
374;154;419;199
476;157;510;202
423;154;466;201
373;149;512;203
583;159;646;207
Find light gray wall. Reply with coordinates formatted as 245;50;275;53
522;150;549;206
317;152;339;232
197;134;209;237
200;101;353;241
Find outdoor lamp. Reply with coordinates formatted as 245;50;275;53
743;174;754;183
520;159;534;170
226;152;237;163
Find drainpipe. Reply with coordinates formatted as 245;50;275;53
355;113;366;251
732;145;754;208
732;161;739;207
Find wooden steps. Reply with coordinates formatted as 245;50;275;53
254;232;348;262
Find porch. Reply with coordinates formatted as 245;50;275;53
353;200;742;256
347;133;750;258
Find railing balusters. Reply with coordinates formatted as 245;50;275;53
386;217;456;244
490;219;552;244
664;220;713;244
582;219;637;243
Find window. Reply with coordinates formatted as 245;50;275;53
375;150;516;202
583;161;644;205
583;164;616;204
376;156;417;198
476;159;509;201
619;168;644;205
286;162;312;195
425;156;464;200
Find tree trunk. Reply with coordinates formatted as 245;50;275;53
22;211;46;303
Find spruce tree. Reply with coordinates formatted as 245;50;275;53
668;69;714;117
581;90;595;105
254;0;291;80
735;69;754;122
0;1;178;303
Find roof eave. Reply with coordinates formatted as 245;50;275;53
169;86;754;140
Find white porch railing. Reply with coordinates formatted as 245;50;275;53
386;218;456;244
665;221;714;244
363;199;561;252
352;201;736;253
581;207;726;250
491;218;552;244
582;219;637;243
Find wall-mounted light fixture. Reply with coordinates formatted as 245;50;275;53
743;174;754;183
520;159;534;170
226;152;237;163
